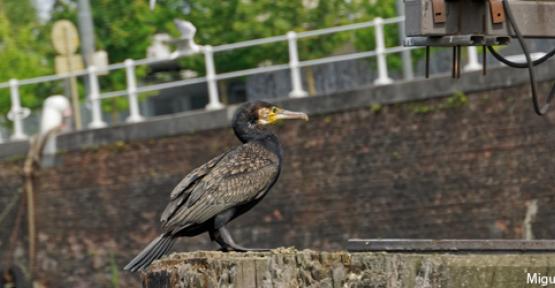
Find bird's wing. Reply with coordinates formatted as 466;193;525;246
161;142;279;233
160;151;229;224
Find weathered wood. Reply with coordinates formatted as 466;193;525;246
142;248;555;288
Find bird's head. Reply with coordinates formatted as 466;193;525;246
242;101;309;126
44;95;72;117
40;95;72;134
233;101;308;142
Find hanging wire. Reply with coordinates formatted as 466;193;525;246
487;46;555;69
487;0;555;115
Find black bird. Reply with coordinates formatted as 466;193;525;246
124;101;308;272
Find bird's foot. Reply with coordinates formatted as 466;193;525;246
211;226;270;252
218;244;269;252
228;246;269;252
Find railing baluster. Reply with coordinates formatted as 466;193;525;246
9;79;27;140
88;66;107;128
204;45;224;110
287;31;307;98
124;59;144;123
464;46;483;72
373;18;393;85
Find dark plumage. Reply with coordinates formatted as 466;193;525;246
124;101;308;272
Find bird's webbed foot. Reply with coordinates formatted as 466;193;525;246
209;226;269;252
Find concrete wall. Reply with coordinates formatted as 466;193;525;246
1;62;555;287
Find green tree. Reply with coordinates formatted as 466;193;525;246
52;0;357;71
0;0;56;117
50;0;187;115
49;0;360;96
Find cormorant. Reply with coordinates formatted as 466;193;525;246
124;101;308;272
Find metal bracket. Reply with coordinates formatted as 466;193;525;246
404;35;510;47
489;0;505;24
432;0;447;23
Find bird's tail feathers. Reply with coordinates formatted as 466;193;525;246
124;234;176;272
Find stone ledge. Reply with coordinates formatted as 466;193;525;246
142;248;555;288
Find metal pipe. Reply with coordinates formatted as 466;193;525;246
287;31;307;97
373;18;393;85
77;0;96;67
203;45;224;110
0;15;426;136
0;17;407;90
125;59;144;123
425;46;430;79
483;45;487;75
452;47;457;78
87;66;107;128
457;45;462;78
299;50;378;68
9;79;27;140
464;46;482;72
396;0;413;80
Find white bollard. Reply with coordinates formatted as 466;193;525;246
464;46;483;72
203;45;224;110
8;79;28;140
124;59;144;123
287;31;308;98
87;66;107;128
373;18;393;85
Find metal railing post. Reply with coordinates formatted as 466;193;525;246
287;31;307;98
396;0;414;80
373;18;393;85
87;66;107;128
464;46;483;72
203;45;224;110
9;79;27;140
124;59;144;123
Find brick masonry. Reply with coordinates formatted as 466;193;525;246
2;75;555;286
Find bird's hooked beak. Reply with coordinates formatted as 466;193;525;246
274;109;309;122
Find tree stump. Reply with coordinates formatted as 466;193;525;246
142;248;555;288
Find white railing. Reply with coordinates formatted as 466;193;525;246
0;16;482;141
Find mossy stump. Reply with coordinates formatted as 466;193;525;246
142;248;555;287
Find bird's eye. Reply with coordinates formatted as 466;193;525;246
271;107;278;113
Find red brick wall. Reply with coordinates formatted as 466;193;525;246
1;82;555;287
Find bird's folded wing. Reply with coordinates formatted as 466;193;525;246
161;143;279;233
160;151;229;224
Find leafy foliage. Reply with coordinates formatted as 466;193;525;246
0;0;57;116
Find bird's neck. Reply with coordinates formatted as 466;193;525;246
40;108;63;134
232;111;282;157
236;127;282;160
233;121;274;143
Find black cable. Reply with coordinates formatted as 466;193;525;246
500;0;554;115
487;45;555;68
